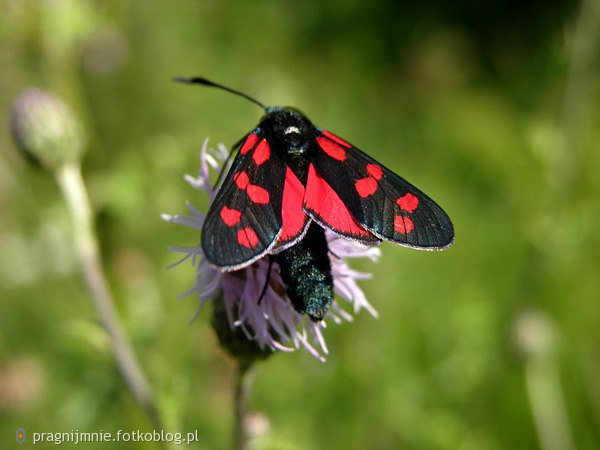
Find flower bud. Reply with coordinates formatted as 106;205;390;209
513;308;556;360
211;292;272;364
10;89;85;170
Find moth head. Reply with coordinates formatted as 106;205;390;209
261;107;315;152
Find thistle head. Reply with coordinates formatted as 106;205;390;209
10;89;85;170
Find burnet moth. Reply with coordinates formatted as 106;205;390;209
175;77;454;321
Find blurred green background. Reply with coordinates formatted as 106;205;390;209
2;0;600;448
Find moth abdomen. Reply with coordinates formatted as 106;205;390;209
275;222;333;321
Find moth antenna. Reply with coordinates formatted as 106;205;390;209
173;76;267;110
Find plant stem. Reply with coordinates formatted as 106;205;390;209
56;163;162;429
234;361;255;450
520;1;600;449
525;351;575;450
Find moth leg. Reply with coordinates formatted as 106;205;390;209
328;248;341;260
257;256;274;305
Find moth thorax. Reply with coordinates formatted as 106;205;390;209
283;133;311;154
284;126;301;135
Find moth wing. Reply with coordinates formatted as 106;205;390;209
201;131;286;270
307;130;454;249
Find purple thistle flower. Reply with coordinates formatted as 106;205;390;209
163;139;380;361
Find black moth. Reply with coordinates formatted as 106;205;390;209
176;77;454;321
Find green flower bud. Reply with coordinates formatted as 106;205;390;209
10;89;85;171
211;291;272;365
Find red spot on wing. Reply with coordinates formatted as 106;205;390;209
321;130;351;148
252;139;270;165
233;170;269;204
247;184;270;204
366;163;383;180
355;177;378;198
355;163;384;197
240;133;259;155
278;168;307;243
317;136;347;161
234;171;250;190
220;206;241;226
394;215;415;234
237;227;259;248
397;193;419;212
304;164;373;238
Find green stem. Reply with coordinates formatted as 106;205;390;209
520;1;600;449
55;163;162;429
525;353;575;450
553;0;600;193
234;361;255;450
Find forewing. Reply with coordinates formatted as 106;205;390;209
309;130;454;249
201;132;285;270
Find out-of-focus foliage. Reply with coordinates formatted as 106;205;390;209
2;0;599;449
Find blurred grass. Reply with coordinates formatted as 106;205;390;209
2;0;600;449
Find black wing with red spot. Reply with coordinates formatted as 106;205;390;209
201;131;285;270
307;130;454;249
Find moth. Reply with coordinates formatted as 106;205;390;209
176;77;454;321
